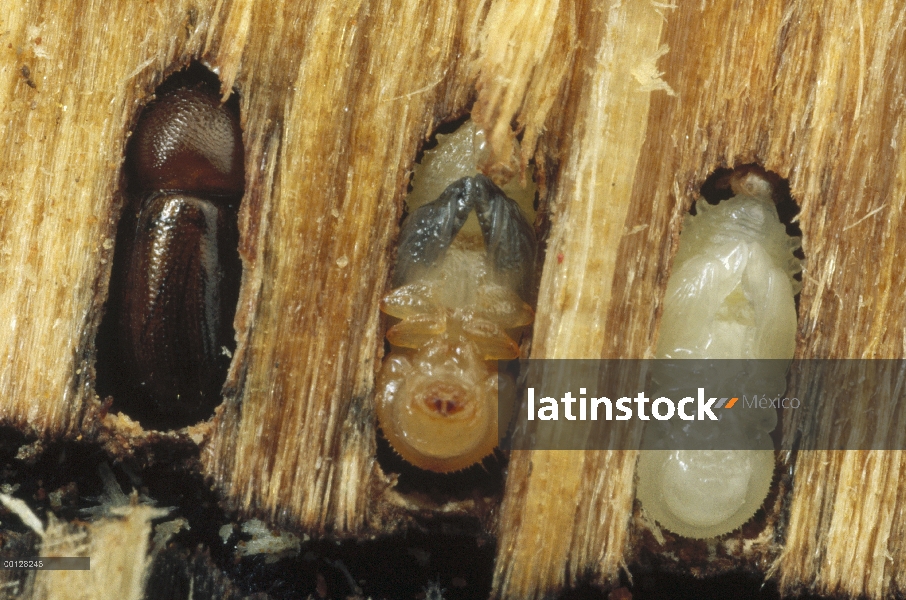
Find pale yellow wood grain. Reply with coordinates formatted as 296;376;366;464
0;1;216;434
492;0;668;596
3;0;906;598
32;506;165;600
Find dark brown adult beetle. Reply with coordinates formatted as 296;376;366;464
98;67;243;425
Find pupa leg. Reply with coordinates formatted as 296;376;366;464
472;174;537;300
392;176;479;287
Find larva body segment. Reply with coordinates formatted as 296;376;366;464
376;339;500;474
637;172;801;539
378;172;535;473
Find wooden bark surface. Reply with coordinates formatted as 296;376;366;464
1;0;905;599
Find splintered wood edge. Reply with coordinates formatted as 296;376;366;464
198;0;488;533
766;2;906;598
499;0;906;597
492;0;666;597
31;506;163;600
628;1;906;599
0;3;214;436
3;0;906;599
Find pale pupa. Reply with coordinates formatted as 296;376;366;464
637;170;801;538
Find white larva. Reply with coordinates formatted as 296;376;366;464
636;171;802;539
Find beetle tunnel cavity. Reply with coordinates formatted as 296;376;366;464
95;62;244;430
